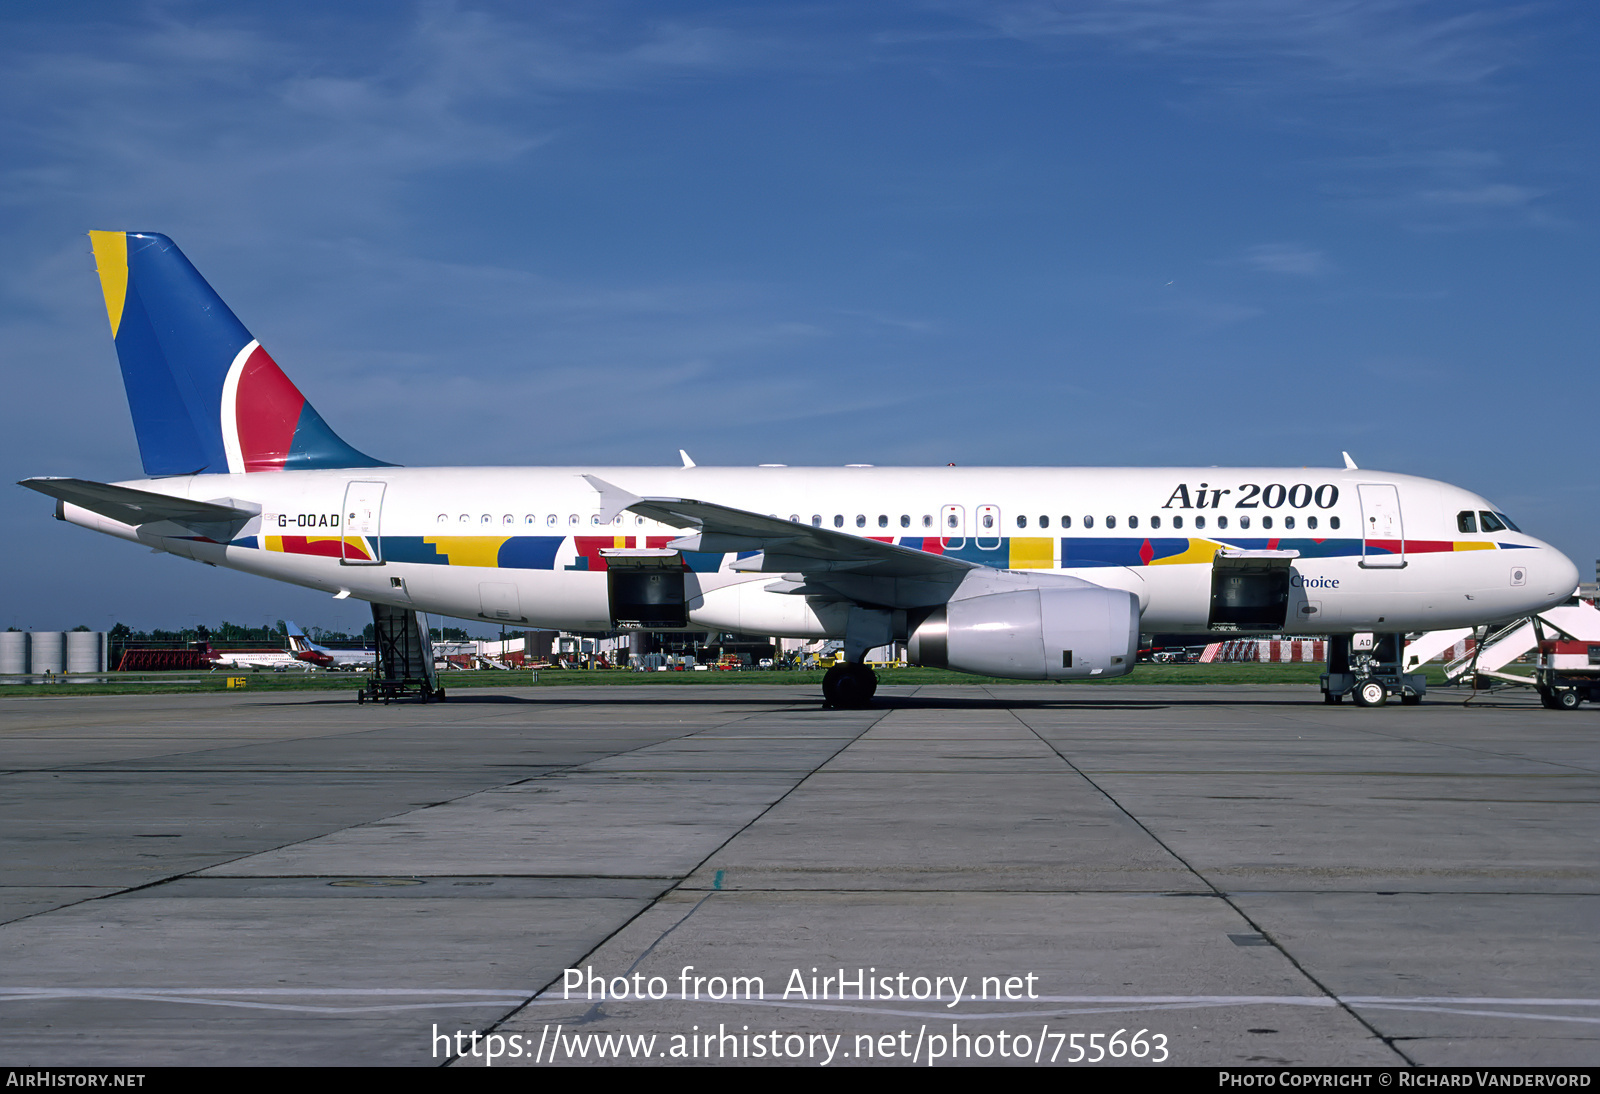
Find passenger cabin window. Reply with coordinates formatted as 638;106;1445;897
947;514;958;528
812;515;822;527
547;515;558;527
1105;516;1116;529
1040;515;1049;528
1307;516;1318;530
1262;516;1272;530
504;514;514;524
1216;516;1227;530
982;513;994;529
922;515;933;528
459;514;470;524
1061;516;1071;529
1239;515;1250;530
1458;511;1478;534
856;515;866;528
1017;515;1027;529
901;515;911;528
1194;515;1205;529
1284;516;1295;530
437;514;448;523
1083;516;1094;529
524;515;535;524
1172;515;1182;529
1330;516;1341;530
878;515;888;528
1150;516;1160;529
1479;511;1506;533
569;515;579;526
834;515;844;528
1128;515;1138;529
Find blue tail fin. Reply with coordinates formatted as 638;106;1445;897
88;231;389;476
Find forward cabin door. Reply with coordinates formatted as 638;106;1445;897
1357;484;1404;568
342;480;385;565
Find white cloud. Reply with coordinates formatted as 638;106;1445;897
1240;243;1328;275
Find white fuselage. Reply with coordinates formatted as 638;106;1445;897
63;465;1579;638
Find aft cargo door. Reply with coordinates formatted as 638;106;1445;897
604;549;687;628
341;481;385;565
1357;484;1405;568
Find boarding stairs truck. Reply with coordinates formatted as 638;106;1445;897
1404;595;1600;709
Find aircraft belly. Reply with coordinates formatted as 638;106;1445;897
688;581;849;639
404;567;610;631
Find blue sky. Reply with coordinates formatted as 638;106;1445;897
2;0;1595;633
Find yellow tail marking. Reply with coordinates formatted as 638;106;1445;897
88;231;128;338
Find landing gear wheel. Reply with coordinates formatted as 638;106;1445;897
1352;679;1387;707
1323;690;1343;704
1557;689;1582;711
822;663;877;709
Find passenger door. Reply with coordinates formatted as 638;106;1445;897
341;481;385;565
1357;484;1404;568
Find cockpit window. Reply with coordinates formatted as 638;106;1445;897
1497;512;1521;532
1457;511;1478;534
1478;511;1506;533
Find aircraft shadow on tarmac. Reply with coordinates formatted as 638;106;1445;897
270;686;1472;713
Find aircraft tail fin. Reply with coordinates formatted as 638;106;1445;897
87;231;389;477
285;621;313;652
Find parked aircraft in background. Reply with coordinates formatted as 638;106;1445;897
285;621;375;670
19;232;1581;707
200;643;308;673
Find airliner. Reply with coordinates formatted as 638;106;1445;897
19;232;1581;708
285;621;375;670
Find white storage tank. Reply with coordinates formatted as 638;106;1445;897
0;631;25;682
67;631;105;675
30;631;65;674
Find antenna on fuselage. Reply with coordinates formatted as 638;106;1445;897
1342;451;1358;470
679;449;696;469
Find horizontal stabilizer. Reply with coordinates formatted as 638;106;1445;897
19;477;256;541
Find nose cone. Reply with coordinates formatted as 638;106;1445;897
1538;544;1581;607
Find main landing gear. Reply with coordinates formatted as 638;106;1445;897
822;662;877;709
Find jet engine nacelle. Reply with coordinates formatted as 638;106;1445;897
907;585;1139;680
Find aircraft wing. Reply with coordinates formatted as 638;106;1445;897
587;476;976;579
19;477;257;541
585;475;986;609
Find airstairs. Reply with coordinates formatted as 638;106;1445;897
358;604;442;703
1405;599;1600;696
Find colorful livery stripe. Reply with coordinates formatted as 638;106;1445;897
237;533;1520;571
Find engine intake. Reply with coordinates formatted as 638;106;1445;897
908;586;1139;680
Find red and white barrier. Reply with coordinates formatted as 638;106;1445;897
1201;639;1327;663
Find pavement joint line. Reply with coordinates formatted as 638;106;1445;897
445;703;892;1066
1001;695;1420;1068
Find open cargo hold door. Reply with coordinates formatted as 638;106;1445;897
604;548;688;628
1208;549;1298;631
